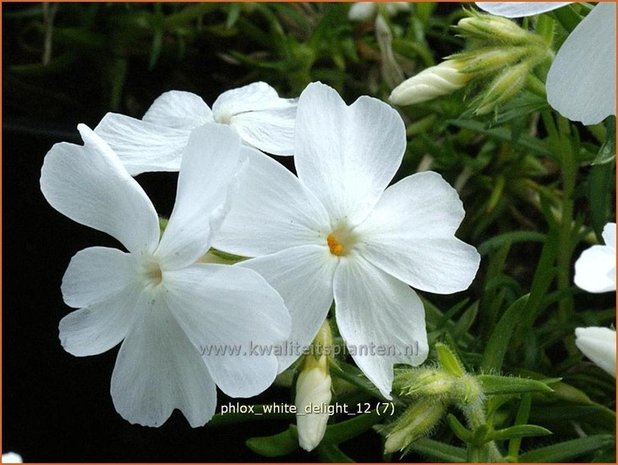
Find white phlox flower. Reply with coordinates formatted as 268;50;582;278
214;82;481;398
94;82;297;175
2;452;23;463
40;123;290;427
575;327;616;377
348;2;410;22
574;222;616;293
476;2;616;125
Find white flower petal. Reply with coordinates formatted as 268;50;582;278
2;453;23;463
348;3;377;21
142;90;213;129
231;106;296;155
156;124;243;269
602;222;616;248
214;149;331;256
40;124;160;254
333;255;429;399
94;113;190;175
61;246;137;308
575;327;616;377
164;264;290;398
59;283;141;357
356;172;480;294
475;2;570;18
574;244;616;293
111;295;217;427
241;245;337;371
294;82;406;225
546;3;616;125
213;82;295;120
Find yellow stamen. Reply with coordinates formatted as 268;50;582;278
327;233;345;256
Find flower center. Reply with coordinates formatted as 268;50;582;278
214;111;233;125
326;228;358;257
327;234;345;256
140;258;163;288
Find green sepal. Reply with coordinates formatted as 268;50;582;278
477;374;553;395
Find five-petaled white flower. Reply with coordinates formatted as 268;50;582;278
94;82;297;175
574;327;616;378
476;2;616;125
40;123;290;427
214;82;481;398
574;222;616;293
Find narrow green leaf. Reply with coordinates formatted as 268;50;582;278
518;434;615;462
446;119;551;156
317;443;355;462
478;231;545;256
246;426;299;457
491;424;552;441
408;438;466;462
446;414;473;443
480;295;529;372
508;393;532;458
322;411;381;444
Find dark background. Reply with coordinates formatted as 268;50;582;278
2;2;384;461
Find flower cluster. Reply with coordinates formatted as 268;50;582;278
41;81;480;442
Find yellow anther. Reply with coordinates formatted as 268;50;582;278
327;233;345;256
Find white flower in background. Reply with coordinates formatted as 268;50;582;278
40;124;290;427
295;356;332;451
574;222;616;293
476;2;616;125
2;452;23;463
94;82;297;175
214;82;480;398
574;327;616;377
348;2;410;22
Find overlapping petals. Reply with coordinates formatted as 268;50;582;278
95;82;297;176
216;82;480;396
42;123;290;427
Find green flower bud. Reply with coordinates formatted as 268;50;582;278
456;13;541;46
455;46;529;76
436;343;466;378
394;368;457;399
383;398;446;454
475;62;529;115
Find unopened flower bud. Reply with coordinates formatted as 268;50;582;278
383;398;446;454
394;368;456;399
475;62;529;115
457;14;537;46
389;60;471;106
456;47;528;76
295;355;332;451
